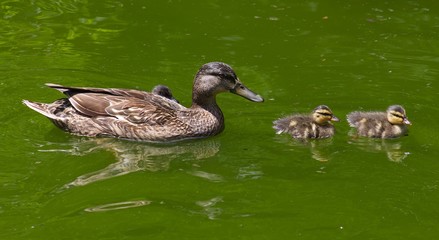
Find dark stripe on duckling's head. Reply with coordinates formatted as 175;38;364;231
387;105;411;125
312;105;339;125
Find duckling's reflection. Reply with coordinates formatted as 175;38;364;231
274;135;334;162
39;137;220;188
348;130;410;162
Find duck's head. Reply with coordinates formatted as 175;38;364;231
387;105;411;125
192;62;264;105
152;85;179;103
311;105;339;125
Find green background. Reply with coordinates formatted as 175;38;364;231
1;0;438;239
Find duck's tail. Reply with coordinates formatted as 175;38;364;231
272;118;291;134
22;100;60;120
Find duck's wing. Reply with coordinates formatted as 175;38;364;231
69;93;183;125
46;83;152;100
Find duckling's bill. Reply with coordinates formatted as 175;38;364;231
331;115;340;122
230;82;264;102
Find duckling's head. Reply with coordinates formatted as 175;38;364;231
312;105;340;125
387;105;411;125
192;62;264;105
152;85;179;103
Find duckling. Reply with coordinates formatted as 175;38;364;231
273;105;339;139
23;62;264;142
347;105;411;138
151;85;179;103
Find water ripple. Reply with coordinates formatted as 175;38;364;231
84;200;151;212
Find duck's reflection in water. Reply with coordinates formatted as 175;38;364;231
274;135;335;162
194;196;224;220
348;131;410;162
38;137;220;188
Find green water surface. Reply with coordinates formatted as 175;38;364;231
1;0;439;239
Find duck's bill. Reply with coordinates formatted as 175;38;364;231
331;116;340;122
231;83;264;102
403;118;412;125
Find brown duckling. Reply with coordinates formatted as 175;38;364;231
347;105;411;138
151;85;179;103
22;62;264;142
273;105;339;139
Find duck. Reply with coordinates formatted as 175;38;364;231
151;84;179;103
273;105;339;139
347;105;411;138
23;62;264;142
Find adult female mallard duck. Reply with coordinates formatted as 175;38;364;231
347;105;411;138
23;62;264;142
273;105;339;139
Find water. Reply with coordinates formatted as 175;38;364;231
1;0;439;239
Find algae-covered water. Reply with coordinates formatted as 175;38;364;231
1;0;439;239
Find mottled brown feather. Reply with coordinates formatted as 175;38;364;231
23;62;264;142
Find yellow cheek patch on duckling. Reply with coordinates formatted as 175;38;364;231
316;115;332;124
314;113;332;125
388;111;405;124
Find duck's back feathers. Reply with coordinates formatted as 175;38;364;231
347;111;386;127
46;83;156;100
273;114;308;134
24;95;207;141
24;85;204;141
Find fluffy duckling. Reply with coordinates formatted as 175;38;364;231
151;85;179;103
273;105;339;139
347;105;411;138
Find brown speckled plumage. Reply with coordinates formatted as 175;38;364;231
23;62;264;142
347;105;411;138
273;105;339;139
